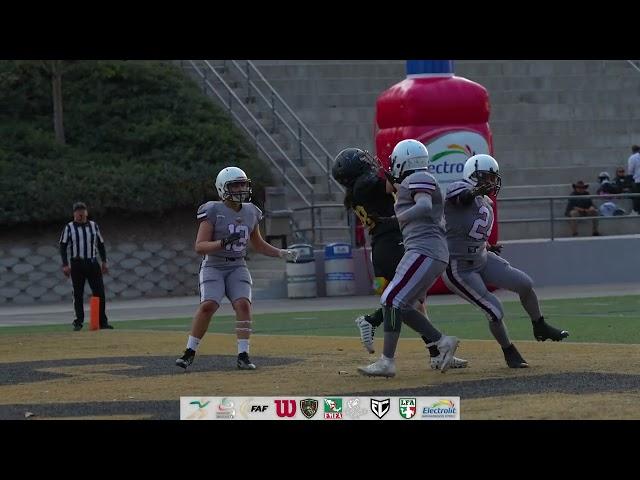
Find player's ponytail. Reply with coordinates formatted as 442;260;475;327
343;187;353;210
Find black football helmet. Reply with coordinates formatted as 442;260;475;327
332;148;379;188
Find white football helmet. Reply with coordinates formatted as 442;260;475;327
463;154;501;195
388;139;430;183
215;166;252;202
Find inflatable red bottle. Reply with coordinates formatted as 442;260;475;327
375;60;498;294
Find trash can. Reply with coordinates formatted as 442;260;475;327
286;244;317;298
324;242;355;296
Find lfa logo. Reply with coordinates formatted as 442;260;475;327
399;398;417;419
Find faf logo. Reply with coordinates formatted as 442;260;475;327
370;398;391;419
239;398;269;419
300;399;319;419
399;398;417;419
323;398;343;419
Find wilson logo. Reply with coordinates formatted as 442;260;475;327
275;399;297;418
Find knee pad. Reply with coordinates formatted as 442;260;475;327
383;306;403;333
373;276;389;295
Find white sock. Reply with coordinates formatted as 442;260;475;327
238;339;249;354
187;335;201;351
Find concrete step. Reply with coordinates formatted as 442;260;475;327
497;197;636;221
488;88;640;106
500;184;576;198
493;133;637;151
499;165;622;185
458;60;635;77
490;119;640;136
251;60;405;66
463;74;640;93
258;77;402;96
249;63;405;79
498;215;640;240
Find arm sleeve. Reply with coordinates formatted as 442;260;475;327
94;223;107;261
59;224;69;266
60;243;69;266
446;181;475;206
254;204;264;222
197;202;214;224
95;223;105;243
396;193;433;223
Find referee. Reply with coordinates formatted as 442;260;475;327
59;202;113;331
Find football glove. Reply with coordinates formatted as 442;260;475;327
221;232;242;247
487;243;503;255
279;249;300;262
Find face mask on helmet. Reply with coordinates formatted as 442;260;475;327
224;179;252;203
472;170;501;195
332;148;380;188
463;154;501;195
215;167;252;203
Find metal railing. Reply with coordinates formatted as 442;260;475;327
290;204;354;246
498;193;640;240
228;60;345;197
626;60;640;74
185;60;313;208
181;59;350;245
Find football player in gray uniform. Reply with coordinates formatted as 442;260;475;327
332;147;467;370
441;154;569;368
176;166;298;371
358;139;460;377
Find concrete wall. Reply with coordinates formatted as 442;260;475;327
300;235;640;299
0;242;200;305
4;237;636;305
498;235;640;287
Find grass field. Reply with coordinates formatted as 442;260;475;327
2;295;640;344
1;295;639;420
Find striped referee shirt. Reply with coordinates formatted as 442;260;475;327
59;221;107;266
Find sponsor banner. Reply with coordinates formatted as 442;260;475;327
180;397;460;420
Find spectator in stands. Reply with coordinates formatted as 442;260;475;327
613;166;634;194
596;172;617;195
627;145;640;214
565;180;600;237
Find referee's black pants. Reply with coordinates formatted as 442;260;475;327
70;258;108;326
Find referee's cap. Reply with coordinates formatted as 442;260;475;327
73;202;87;211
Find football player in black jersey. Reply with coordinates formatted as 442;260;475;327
332;148;468;370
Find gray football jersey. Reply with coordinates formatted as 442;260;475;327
197;201;263;267
444;180;495;260
394;171;448;263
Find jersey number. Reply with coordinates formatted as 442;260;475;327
226;224;249;252
468;205;492;240
354;205;375;229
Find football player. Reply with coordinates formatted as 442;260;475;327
176;166;299;370
332;147;468;370
441;154;569;368
355;140;461;377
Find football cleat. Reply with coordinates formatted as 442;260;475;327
533;317;569;342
